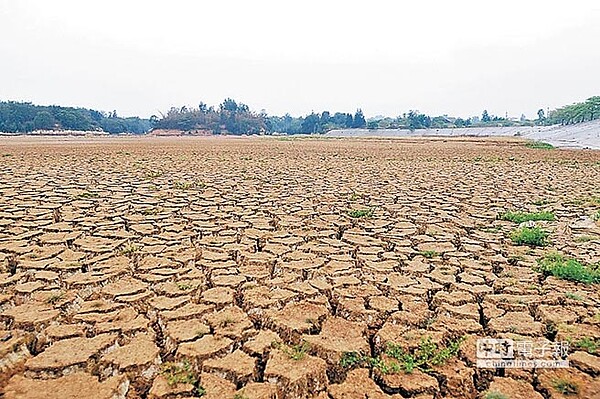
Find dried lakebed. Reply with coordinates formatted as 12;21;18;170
0;136;599;399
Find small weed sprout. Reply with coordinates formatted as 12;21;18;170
161;360;205;395
340;351;365;368
195;330;207;339
574;337;598;354
575;235;597;242
532;199;551;206
565;292;583;301
46;292;65;305
419;250;439;259
552;378;579;395
75;191;99;199
173;180;205;190
220;318;236;328
120;244;141;256
347;208;375;218
485;392;509;399
176;282;194;291
272;341;311;361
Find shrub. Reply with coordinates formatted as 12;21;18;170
510;227;549;247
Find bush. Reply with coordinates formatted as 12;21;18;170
536;253;600;284
510;227;549;247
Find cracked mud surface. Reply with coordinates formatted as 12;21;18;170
0;136;599;398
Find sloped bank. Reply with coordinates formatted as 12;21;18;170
325;120;600;149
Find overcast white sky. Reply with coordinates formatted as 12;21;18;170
1;0;599;119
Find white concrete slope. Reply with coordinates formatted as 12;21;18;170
325;120;600;149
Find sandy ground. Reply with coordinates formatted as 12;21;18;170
0;136;599;399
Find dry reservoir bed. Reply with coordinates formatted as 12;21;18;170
0;136;599;399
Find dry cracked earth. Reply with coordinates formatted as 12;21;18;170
0;136;599;399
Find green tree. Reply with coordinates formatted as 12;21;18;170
537;108;545;121
352;109;366;128
586;96;600;120
481;110;491;123
33;111;57;130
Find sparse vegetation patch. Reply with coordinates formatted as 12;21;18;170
510;226;549;247
340;336;463;374
500;210;555;223
419;250;439;259
161;360;205;395
525;141;554;150
347;208;375;218
552;378;579;395
535;253;600;284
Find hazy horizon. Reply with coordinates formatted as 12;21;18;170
1;0;599;119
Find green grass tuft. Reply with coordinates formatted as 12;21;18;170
347;208;375;218
536;253;600;284
565;292;584;301
575;235;597;243
419;250;439;259
573;337;599;354
485;392;509;399
119;244;141;256
340;351;365;368
500;211;555;224
525;141;554;150
552;379;579;395
510;226;549;247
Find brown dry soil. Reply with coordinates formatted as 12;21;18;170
0;136;599;399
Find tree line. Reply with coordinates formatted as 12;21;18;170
2;96;600;135
153;98;367;134
0;101;150;134
542;96;600;125
152;100;541;135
